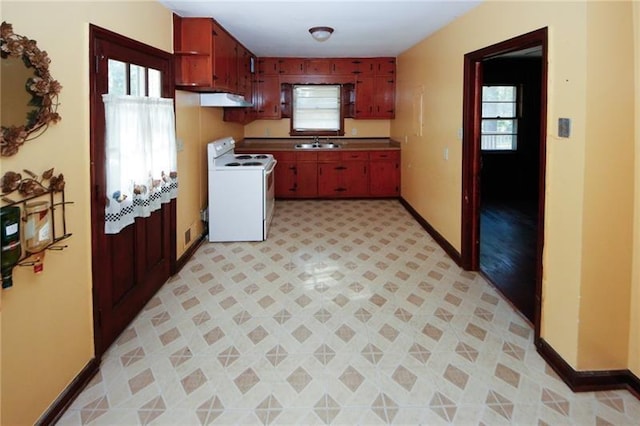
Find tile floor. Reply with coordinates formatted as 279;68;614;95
58;199;640;425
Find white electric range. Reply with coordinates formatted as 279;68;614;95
207;137;276;242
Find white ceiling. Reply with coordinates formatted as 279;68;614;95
160;0;482;58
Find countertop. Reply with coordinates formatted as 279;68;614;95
236;138;401;151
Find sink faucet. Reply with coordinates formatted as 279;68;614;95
313;136;320;142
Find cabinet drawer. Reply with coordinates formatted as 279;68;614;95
341;151;369;161
273;151;296;162
369;150;399;160
318;151;341;161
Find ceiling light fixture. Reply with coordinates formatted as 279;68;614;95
309;26;334;42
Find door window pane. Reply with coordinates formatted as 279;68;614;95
108;59;127;95
129;64;146;97
148;68;161;98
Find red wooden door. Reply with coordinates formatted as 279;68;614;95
90;26;175;355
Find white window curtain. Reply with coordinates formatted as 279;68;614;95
102;95;178;234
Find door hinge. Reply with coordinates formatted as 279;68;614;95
94;54;105;74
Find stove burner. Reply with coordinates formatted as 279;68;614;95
255;154;268;159
235;155;252;160
243;162;263;166
225;162;242;167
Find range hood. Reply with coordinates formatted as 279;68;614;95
200;93;253;107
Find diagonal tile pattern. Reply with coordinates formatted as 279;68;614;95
56;199;640;425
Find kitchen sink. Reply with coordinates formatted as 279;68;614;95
294;142;341;149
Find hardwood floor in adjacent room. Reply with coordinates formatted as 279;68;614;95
480;197;538;322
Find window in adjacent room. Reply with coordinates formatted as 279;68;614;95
481;85;519;151
291;84;344;136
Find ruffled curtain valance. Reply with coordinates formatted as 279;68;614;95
102;95;178;234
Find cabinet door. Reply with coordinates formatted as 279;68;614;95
354;58;376;75
343;161;369;196
275;161;297;198
375;58;396;75
318;163;344;197
236;45;250;97
374;76;395;118
369;151;399;196
255;75;280;119
296;162;318;197
331;58;358;75
279;58;305;75
305;59;331;75
258;57;280;75
355;76;375;118
212;22;235;92
369;162;399;196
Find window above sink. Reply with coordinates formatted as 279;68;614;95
289;84;345;137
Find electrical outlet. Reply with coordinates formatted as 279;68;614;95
176;138;185;152
351;127;358;136
444;147;449;160
265;128;270;137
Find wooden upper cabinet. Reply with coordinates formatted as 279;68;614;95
254;74;280;119
173;16;215;87
353;58;376;75
258;57;280;75
331;58;359;75
375;57;396;75
352;57;395;76
279;58;305;75
212;21;236;92
173;14;255;93
305;59;331;75
236;44;253;98
355;74;395;119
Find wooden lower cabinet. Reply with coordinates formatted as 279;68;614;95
273;151;318;198
369;150;400;197
240;148;399;199
318;151;369;197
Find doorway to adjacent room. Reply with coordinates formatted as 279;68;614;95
461;28;548;331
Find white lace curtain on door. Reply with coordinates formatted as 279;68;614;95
102;95;178;234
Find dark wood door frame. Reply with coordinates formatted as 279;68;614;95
89;25;177;356
461;28;548;336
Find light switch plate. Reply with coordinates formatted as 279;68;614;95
558;118;571;138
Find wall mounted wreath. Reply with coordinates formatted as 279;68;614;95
1;21;62;156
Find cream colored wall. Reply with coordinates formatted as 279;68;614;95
577;0;635;370
174;98;244;259
630;1;640;378
394;0;637;371
244;118;390;138
175;91;204;257
0;2;172;425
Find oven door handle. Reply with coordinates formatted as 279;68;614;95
265;160;277;175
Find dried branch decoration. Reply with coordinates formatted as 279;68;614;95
1;21;62;156
0;168;65;204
